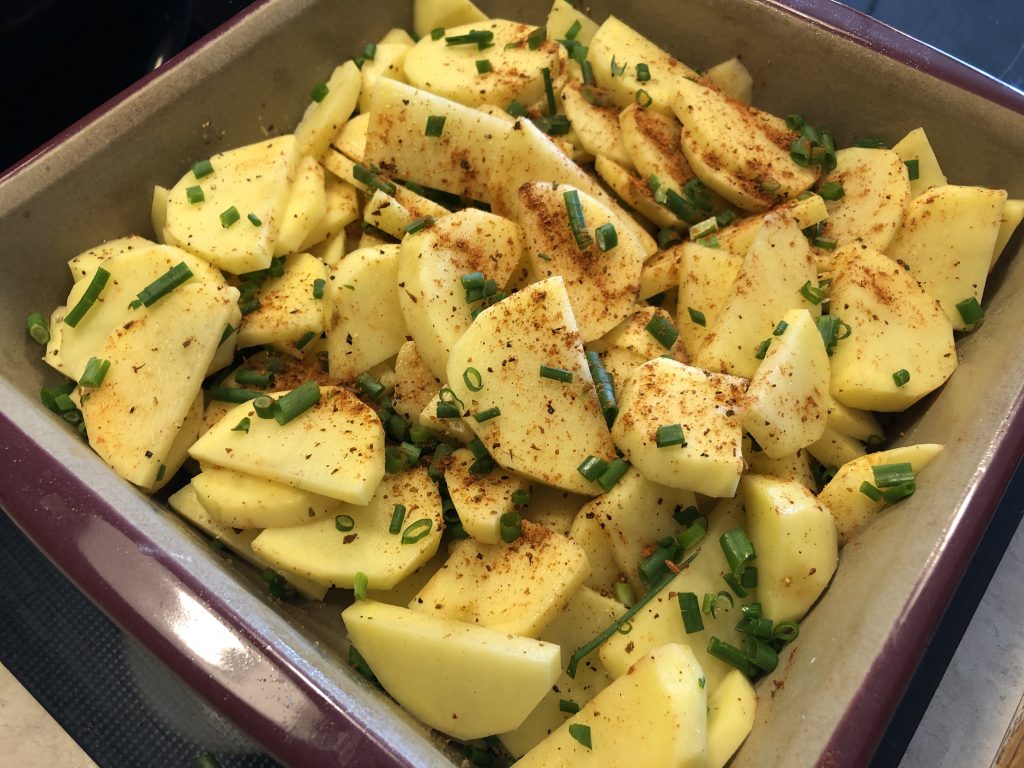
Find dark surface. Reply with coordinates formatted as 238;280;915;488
0;1;1022;767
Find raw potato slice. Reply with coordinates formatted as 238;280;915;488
82;282;237;488
344;601;559;741
361;185;450;240
892;127;947;198
498;587;622;758
419;389;475;443
619;103;694;197
589;306;687;388
815;148;911;252
445;448;531;544
578;467;697;592
741;474;837;622
707;669;757;768
410;521;590;638
593;154;681;229
992;198;1024;269
236;252;327;354
165;135;297;274
251;467;443;589
560;81;632;168
829;244;957;411
612;358;746;498
412;0;488;39
807;426;865;470
403;20;565;109
168;484;327;601
392;341;442;424
364;79;656;255
570;506;622;593
676;242;744;357
694;214;820;378
705;57;754;103
444;277;618;495
332;112;370;162
587;15;700;116
189;385;384;504
744;443;817;491
674;77;818;211
885;185;1006;330
818;444;944;544
191;466;341;529
143;392;204;494
298;172;359;252
151;187;169;245
294;61;361;161
516;182;646;341
274;154;326;256
826;398;883;443
517;643;708;768
67;235;151;283
325;244;408;380
366;550;448;607
521;484;587;536
546;0;599;46
398;208;524;379
357;42;411;115
741;308;830;459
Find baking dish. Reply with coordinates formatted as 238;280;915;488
1;0;1023;765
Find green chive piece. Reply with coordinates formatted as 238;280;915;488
527;26;546;50
463;367;484;391
208;386;262;403
817;315;852;356
220;206;240;228
499;511;522;543
425;115;446;137
64;267;111;327
310;82;329;102
812;236;838;250
956;296;984;326
644;314;678;349
363;42;377;60
635;88;653;107
872;462;915;488
510;489;530;507
635;62;651;82
610;55;626;77
235;369;274;389
353;571;368;600
716;210;738;228
568;723;592;750
387;504;406;535
892;368;911;387
594;222;618;251
231;417;250;433
689;217;718;240
312;278;325;300
774;621;800;642
563;189;593;250
506;99;528;117
186;185;205;204
880;481;916;502
855;137;888;148
677;521;706;551
430;27;445;40
678;591;704;634
132;262;194;309
577;455;609;482
687;307;706;327
335;514;355;532
405;216;435;235
354;373;385;401
273;380;321;425
79;357;111;388
435;401;461;419
474;406;501;422
723;571;748;598
614;580;635;607
475;59;492;74
192;158;214;178
446;29;494;49
294;330;317;350
585;351;618;427
799;280;825;304
559;698;580;714
773;320;789;336
707;637;756;676
904;158;920;180
253;395;277;419
26;312;50;344
674;505;701;526
539;365;574;383
755;339;771;360
239;298;261;316
655;423;686;448
658;228;683;249
859;481;884;501
596;458;629;491
745;636;779;672
352;163;397;196
818;181;845;201
720;527;755;576
401;519;433;544
542;67;557;115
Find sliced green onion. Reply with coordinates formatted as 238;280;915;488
186;185;205;204
812;236;838;250
754;339;771;360
401;518;433;544
744;636;779;672
219;324;235;345
474;406;501;422
273;380;321;425
424;115;446;137
439;387;465;407
348;645;377;683
446;30;494;49
644;314;678;349
614;581;635;607
658;228;683;249
594;223;618;252
511;489;530;506
859;481;884;501
655;423;686;448
353;571;368;600
568;723;592;750
506;99;528;117
563;189;593;250
818;181;845;200
687;307;706;326
689;217;718;240
475;59;492;74
209;386;262;403
79;357;110;388
310;82;329;102
634;89;652;107
818;315;852;356
231;417;250;433
723;571;748;598
218;206;239;228
388;504;406;535
26;312;50;344
892;369;911;387
904;159;920;180
799;280;825;304
610;55;626;77
855;137;887;148
716;210;738;228
707;637;756;676
436;401;461;419
635;62;651;82
674;505;701;526
253;395;277;419
239;298;261;316
539;365;574;383
720;527;755;576
880;481;916;502
405;216;435;235
542;67;557;115
244;212;261;227
585;351;618;427
192;158;214;178
956;296;984;326
677;522;706;551
527;26;546;50
64;267;111;327
580;59;595;86
312;278;325;300
596;458;629;491
131;262;194;309
774;621;800;642
352;164;397;196
577;455;609;482
294;330;317;350
678;591;704;634
499;511;522;543
463;367;484;391
772;320;789;337
872;462;915;488
430;27;445;40
559;698;580;714
362;42;377;60
335;514;355;532
564;19;582;40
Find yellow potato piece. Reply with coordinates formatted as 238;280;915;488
236;252;327;355
445;448;531;545
707;669;757;768
294;61;361;161
274;154;326;256
191;466;341;529
412;0;488;39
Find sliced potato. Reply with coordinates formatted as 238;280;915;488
192;466;341;529
274;154;326;256
546;0;599;46
593;154;682;229
619;103;694;198
705;57;753;103
892;127;947;198
297;173;360;252
589;305;687;387
445;448;531;544
992;198;1024;269
569;505;623;593
294;61;361;161
412;0;488;39
362;185;450;240
392;340;442;424
561;81;632;168
357;42;411;115
331;111;370;162
236;252;327;355
707;669;757;768
676;242;744;357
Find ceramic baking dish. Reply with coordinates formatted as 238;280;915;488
1;0;1023;765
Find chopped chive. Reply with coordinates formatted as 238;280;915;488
499;511;522;543
439;386;465;408
186;185;205;204
401;519;433;544
754;339;771;360
677;521;706;550
353;571;368;600
220;206;240;228
720;527;755;576
956;296;984;326
252;395;277;419
707;637;757;676
363;42;377;60
563;189;593;250
893;368;911;387
577;455;609;482
239;299;261;316
409;424;433;444
678;592;704;634
539;365;574;383
537;252;552;261
388;504;406;535
64;267;111;327
674;505;701;526
463;367;484;391
356;372;386;400
154;464;165;483
773;320;789;336
435;401;461;419
430;27;445;40
52;393;76;413
425;115;446;137
716;210;738;228
26;312;50;344
818;314;852;356
506;99;528;117
273;380;321;425
335;514;355;532
872;462;915;488
527;26;546;50
231;417;251;433
564;19;583;40
294;331;317;350
352;164;397;196
79;357;111;388
859;481;884;501
658;228;683;249
774;621;800;642
312;278;325;299
904;159;920;181
812;237;838;250
818;181;845;201
208;386;262;403
594;223;618;252
855;137;888;148
581;59;595;86
610;55;626;77
723;571;748;598
542;67;557;115
799;280;825;304
132;262;194;308
192;158;214;178
614;581;635;607
568;723;592;750
596;458;629;491
467;438;489;461
880;481;916;502
475;59;492;74
635;62;651;82
235;369;274;388
559;698;580;714
532;114;571;135
655;423;686;448
634;89;652;108
585;351;618;427
689;217;718;240
687;307;706;326
474;406;501;422
644;314;678;349
446;30;494;49
310;82;329;102
405;216;435;234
